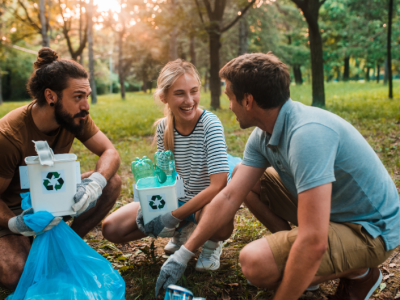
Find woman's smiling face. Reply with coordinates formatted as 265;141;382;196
163;73;201;123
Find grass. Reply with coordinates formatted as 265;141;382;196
0;81;399;300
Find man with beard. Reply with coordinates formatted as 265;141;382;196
0;48;121;289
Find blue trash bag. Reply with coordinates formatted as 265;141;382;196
7;193;125;300
227;154;242;176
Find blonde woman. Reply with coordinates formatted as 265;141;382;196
102;59;234;271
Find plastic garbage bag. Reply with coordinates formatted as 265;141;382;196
7;193;125;300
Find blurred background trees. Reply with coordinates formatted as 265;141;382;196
0;0;399;105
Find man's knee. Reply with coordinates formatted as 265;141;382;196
239;240;280;288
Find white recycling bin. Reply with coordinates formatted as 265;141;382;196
137;181;178;225
25;141;77;217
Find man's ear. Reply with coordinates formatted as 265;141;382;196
244;93;255;111
44;88;58;106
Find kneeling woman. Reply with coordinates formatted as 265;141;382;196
102;59;234;271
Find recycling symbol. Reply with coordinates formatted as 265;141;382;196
43;172;65;191
149;195;166;210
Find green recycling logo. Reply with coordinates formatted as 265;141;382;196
41;170;66;193
148;194;166;211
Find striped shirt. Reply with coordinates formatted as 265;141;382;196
156;110;229;203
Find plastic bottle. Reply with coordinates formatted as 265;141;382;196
164;285;206;300
154;151;176;176
131;156;155;183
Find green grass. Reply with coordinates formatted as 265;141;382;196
0;81;399;299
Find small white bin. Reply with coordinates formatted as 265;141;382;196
137;182;178;225
25;141;78;217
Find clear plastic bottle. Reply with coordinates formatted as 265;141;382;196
154;151;176;176
131;156;155;184
164;285;206;300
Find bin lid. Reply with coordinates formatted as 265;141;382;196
25;153;77;165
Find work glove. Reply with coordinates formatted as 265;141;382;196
72;172;107;216
136;207;181;238
8;208;62;236
155;245;194;296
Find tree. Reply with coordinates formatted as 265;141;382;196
39;0;49;46
387;0;393;98
238;16;248;56
87;0;97;104
57;0;87;61
291;0;326;107
194;0;256;109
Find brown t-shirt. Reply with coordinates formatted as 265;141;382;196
0;102;99;208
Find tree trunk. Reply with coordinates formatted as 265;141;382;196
87;0;97;104
293;0;325;107
118;31;125;100
376;63;380;83
204;68;208;93
388;0;393;98
308;21;325;107
293;64;303;85
209;31;222;109
238;16;248;56
336;68;341;81
39;0;49;47
365;67;370;82
79;0;83;65
190;33;196;66
168;0;178;61
0;64;3;105
343;56;350;81
384;58;388;85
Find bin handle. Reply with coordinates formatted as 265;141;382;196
32;140;55;167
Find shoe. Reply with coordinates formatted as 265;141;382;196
195;240;223;271
164;222;196;255
328;268;382;300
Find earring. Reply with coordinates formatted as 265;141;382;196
50;102;55;107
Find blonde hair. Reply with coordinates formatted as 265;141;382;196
153;59;202;152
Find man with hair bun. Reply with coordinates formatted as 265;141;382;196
155;52;400;300
0;47;121;290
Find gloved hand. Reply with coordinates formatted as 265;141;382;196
72;172;107;216
155;245;194;296
8;208;62;236
136;207;181;238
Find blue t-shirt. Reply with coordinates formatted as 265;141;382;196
242;99;400;250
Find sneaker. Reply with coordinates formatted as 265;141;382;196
328;268;382;300
195;240;223;271
164;222;196;255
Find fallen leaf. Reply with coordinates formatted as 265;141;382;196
227;283;239;287
389;263;397;268
379;283;386;291
382;267;390;273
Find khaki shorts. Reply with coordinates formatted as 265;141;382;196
261;167;394;276
0;207;23;238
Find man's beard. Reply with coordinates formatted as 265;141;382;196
54;99;89;136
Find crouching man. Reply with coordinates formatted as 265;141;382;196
0;48;121;290
155;52;400;300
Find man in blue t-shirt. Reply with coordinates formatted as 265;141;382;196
155;53;400;300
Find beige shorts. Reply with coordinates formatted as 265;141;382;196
260;167;394;276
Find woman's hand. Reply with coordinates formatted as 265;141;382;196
136;207;181;238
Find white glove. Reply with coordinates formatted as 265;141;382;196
72;172;107;216
8;208;62;236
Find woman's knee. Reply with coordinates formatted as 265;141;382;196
101;215;120;242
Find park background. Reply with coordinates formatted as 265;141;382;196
0;0;400;299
